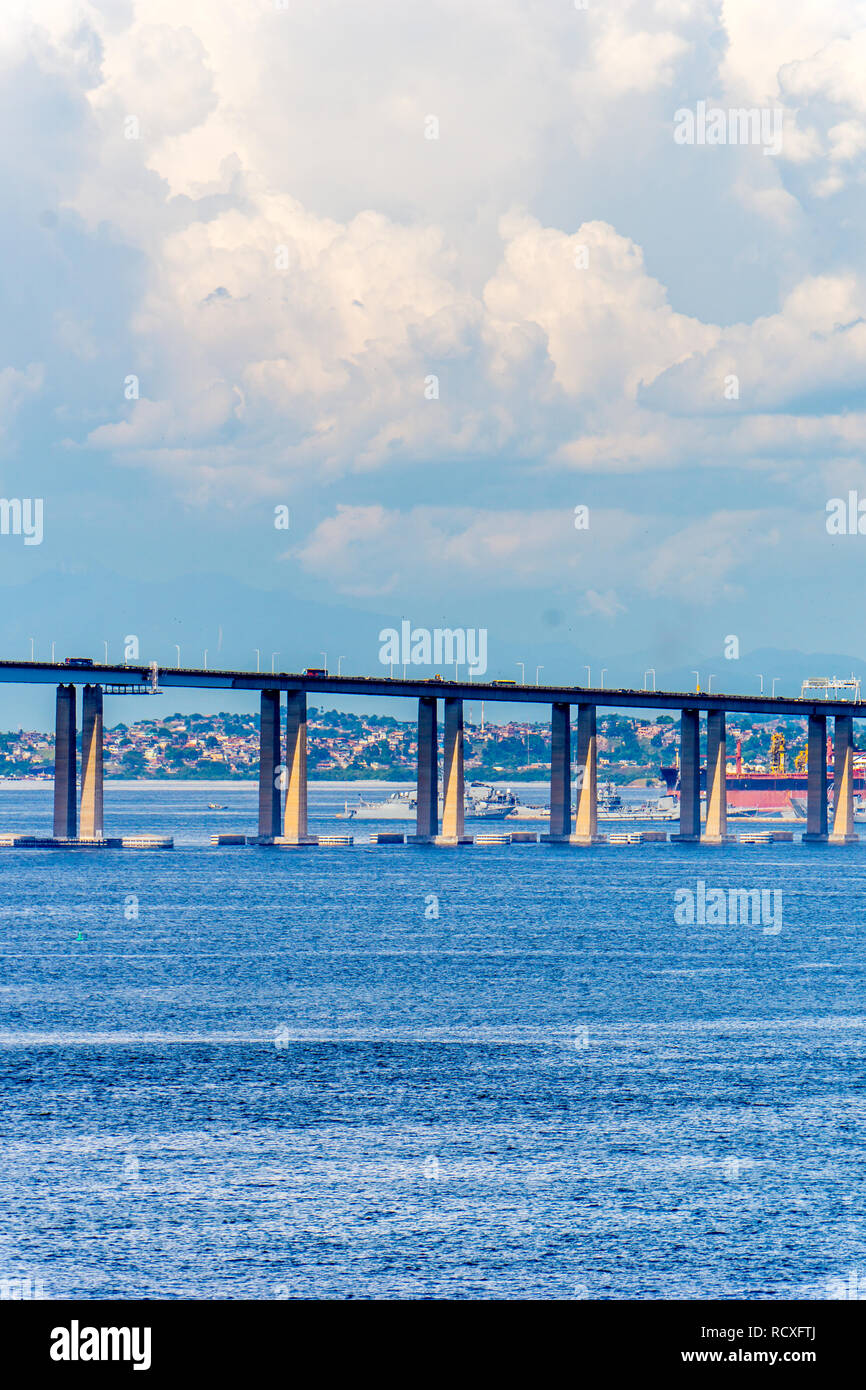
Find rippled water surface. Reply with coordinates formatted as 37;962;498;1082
0;783;864;1299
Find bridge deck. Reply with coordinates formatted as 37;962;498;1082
0;661;862;718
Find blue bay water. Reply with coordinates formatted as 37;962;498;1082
0;781;864;1300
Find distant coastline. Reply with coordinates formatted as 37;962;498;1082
0;774;659;791
0;775;551;789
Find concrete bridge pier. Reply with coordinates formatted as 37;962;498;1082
803;713;829;843
572;703;603;845
702;709;734;844
410;696;438;843
435;697;471;845
543;702;572;842
53;684;77;839
257;689;281;841
79;684;104;839
671;708;700;843
830;714;858;844
280;689;316;845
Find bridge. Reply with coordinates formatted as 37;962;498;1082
0;660;860;846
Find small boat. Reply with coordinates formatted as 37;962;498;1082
207;802;228;810
507;801;550;821
601;794;679;822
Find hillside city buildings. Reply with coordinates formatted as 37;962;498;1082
0;709;816;784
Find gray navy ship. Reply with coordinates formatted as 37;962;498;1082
338;782;518;821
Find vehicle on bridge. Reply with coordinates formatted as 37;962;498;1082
304;667;328;677
64;657;94;667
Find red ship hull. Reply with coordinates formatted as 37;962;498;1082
660;766;866;811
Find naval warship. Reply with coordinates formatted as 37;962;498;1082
337;782;519;820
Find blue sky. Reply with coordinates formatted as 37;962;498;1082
3;0;866;726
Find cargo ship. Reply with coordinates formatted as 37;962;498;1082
660;732;866;812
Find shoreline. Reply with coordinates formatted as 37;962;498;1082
0;774;664;790
0;776;558;791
